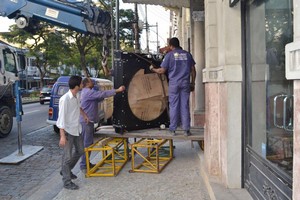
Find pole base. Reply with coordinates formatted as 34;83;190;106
0;145;43;164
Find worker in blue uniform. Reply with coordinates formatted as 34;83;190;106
150;37;196;136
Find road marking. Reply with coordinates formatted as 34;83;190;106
27;126;52;135
25;110;40;114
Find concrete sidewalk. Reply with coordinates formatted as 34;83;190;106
24;140;252;200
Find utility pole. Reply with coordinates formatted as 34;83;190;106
156;22;159;53
145;4;149;53
133;3;140;53
115;0;120;50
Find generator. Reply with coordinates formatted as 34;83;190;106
113;51;170;133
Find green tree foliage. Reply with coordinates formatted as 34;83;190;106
119;9;135;50
1;23;68;86
1;0;138;80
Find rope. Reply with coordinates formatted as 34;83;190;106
101;34;109;77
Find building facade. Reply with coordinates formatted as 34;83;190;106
124;0;298;199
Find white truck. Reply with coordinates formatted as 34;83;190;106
0;43;26;137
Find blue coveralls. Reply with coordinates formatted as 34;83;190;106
161;48;196;132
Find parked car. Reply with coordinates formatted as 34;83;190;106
40;85;53;104
46;76;113;133
28;87;40;92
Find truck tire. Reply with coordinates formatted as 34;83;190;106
53;125;59;134
0;106;13;138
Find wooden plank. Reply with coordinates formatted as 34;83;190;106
95;126;204;141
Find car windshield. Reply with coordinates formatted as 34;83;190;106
57;85;69;96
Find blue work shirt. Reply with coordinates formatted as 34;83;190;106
161;48;196;86
79;87;116;123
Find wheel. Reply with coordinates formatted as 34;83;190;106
40;100;44;105
15;16;28;29
53;125;59;134
0;106;13;138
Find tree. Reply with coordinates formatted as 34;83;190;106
1;23;68;87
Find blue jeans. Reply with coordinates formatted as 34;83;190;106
61;132;84;185
80;122;94;170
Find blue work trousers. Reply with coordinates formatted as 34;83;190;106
80;122;94;170
168;84;191;131
61;132;84;185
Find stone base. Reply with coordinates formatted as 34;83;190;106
193;111;205;127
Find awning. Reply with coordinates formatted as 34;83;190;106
122;0;190;8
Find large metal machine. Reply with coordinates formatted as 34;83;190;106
0;0;113;137
113;51;170;133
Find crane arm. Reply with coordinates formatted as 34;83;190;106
0;0;112;37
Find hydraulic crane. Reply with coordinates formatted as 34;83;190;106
0;0;113;137
0;0;112;37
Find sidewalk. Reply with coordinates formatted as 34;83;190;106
24;140;252;200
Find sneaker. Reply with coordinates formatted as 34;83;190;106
184;130;191;136
169;130;176;136
64;182;79;190
60;171;77;179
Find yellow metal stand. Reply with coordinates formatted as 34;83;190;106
130;138;173;173
85;137;128;177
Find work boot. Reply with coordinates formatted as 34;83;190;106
64;182;79;190
169;130;176;136
184;130;191;136
60;171;77;179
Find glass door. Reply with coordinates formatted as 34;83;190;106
244;0;294;199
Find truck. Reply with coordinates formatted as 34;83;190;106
0;43;26;137
0;0;112;137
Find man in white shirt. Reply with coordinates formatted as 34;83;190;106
56;75;88;190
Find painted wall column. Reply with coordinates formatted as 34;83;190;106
193;12;205;121
191;0;205;128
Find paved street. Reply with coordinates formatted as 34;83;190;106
0;125;62;199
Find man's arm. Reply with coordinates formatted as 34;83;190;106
150;65;167;74
190;65;196;92
57;97;67;147
190;65;196;85
80;108;89;123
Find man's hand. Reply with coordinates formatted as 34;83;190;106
59;130;67;147
149;65;155;71
190;83;195;92
116;86;125;93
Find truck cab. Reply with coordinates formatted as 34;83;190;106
0;43;26;137
47;76;113;133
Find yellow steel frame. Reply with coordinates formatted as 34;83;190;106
85;138;128;177
130;138;173;173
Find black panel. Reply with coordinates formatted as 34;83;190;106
112;51;170;133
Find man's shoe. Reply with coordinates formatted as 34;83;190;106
169;130;176;136
89;163;96;169
184;130;191;136
64;182;79;190
60;171;77;179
